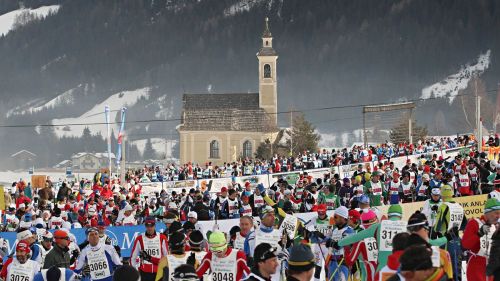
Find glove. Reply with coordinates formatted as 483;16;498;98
478;224;490;237
430;231;441;240
326;240;339;249
431;205;439;212
445;231;454;241
139;250;152;262
187;252;196;266
313;231;326;240
83;265;91;276
70;249;79;264
257;184;265;195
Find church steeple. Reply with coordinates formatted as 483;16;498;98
261;17;274;49
257;17;278;128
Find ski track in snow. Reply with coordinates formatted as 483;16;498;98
7;87;78;117
421;50;491;104
52;87;151;138
0;5;60;36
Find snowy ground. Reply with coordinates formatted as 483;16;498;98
7;86;79;117
421;50;491;104
0;5;60;36
52;87;150;138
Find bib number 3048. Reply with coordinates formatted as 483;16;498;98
212;272;234;281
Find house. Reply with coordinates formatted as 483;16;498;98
10;150;37;170
72;152;116;170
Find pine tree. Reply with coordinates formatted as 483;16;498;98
288;113;321;155
143;138;157;160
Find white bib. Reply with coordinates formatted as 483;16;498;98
279;214;298;240
211;249;237;281
477;221;496;257
86;246;111;280
7;260;35;281
371;182;382;195
446;203;464;231
364;237;378;262
379;220;407;251
255;229;281;248
143;235;161;265
233;233;246;250
167;254;189;281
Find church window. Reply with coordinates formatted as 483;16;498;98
243;140;252;158
266;40;269;46
210;140;220;159
264;64;271;78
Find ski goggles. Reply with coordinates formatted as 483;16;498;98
209;243;228;253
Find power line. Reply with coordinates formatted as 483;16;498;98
0;88;498;129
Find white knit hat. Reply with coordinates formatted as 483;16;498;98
334;206;349;219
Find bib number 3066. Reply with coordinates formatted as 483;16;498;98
212;272;234;281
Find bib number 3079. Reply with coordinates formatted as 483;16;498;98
212;272;234;281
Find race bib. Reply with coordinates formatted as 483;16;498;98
233;233;246;250
478;224;496;257
211;250;237;281
87;247;111;280
255;229;281;248
431;247;440;268
379;220;407;251
447;203;464;230
364;237;378;262
143;235;161;265
7;261;34;281
279;214;298;240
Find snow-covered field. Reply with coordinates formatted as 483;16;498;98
0;5;60;36
421;50;491;104
52;87;150;138
224;0;268;16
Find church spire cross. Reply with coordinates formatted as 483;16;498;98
263;17;272;38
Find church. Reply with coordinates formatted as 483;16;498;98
178;18;279;165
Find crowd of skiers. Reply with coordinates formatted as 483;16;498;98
1;135;500;281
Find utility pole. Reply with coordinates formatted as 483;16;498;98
475;77;482;153
290;106;293;156
120;134;126;184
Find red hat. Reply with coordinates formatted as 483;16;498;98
406;159;411;164
423;165;431;173
435;169;442;175
461;163;467;169
348;209;361;223
439;156;444;160
317;204;327;213
16;240;30;254
54;230;69;239
221;187;228;192
241;195;249;200
245;181;251;187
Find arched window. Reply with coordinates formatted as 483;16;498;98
264;64;271;78
243;140;252;158
210;140;219;159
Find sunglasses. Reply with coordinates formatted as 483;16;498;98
259;246;277;261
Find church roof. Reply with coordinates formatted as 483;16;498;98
262;17;272;38
257;47;277;56
180;93;273;132
183;93;259;110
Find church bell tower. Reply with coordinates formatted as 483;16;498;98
257;17;278;128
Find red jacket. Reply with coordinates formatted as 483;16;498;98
130;232;169;273
15;196;31;208
197;248;250;281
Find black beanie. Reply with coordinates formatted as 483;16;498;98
188;230;204;246
46;266;61;281
113;265;140;281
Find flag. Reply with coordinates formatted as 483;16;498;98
104;105;112;173
116;107;127;166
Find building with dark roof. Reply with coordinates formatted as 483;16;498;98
178;18;279;165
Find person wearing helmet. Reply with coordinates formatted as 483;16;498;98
421;188;443;228
462;198;500;281
0;240;40;281
433;184;466;281
74;227;122;281
197;231;249;281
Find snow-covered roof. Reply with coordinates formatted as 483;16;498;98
10;150;37;158
72;152;116;159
